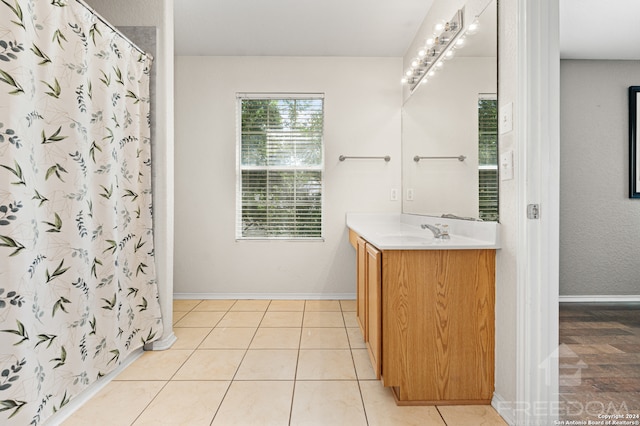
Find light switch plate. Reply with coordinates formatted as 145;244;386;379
500;150;514;181
500;102;513;134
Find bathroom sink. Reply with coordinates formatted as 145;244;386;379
377;235;434;245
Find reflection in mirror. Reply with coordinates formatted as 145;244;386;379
402;0;498;221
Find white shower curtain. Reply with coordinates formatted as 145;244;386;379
0;1;162;424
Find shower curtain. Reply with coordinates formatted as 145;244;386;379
0;1;162;424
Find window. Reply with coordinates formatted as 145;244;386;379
478;95;499;221
236;94;324;239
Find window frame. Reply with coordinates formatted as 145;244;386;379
235;92;325;241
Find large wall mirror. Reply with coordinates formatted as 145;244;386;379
402;0;498;221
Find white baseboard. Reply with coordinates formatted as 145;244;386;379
44;348;144;425
559;295;640;303
144;331;176;351
492;392;516;426
173;293;357;300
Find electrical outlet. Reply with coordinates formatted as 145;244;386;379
390;188;398;201
500;102;513;134
406;188;414;201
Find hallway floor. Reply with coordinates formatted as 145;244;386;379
63;299;507;425
559;303;640;421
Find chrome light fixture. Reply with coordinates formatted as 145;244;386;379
402;8;464;92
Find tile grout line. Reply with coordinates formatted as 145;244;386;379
288;299;306;426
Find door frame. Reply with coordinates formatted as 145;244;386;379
514;0;561;424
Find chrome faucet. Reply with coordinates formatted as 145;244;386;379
421;223;450;240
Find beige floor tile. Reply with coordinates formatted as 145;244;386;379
360;380;446;426
133;381;230;426
347;327;366;349
63;381;165;426
340;300;357;312
290;381;367;426
303;311;345;327
192;299;236;311
261;311;304;327
297;349;357;380
235;349;298;380
173;299;201;311
229;299;270;311
173;311;188;324
173;349;245;380
212;381;294;425
301;327;350;349
171;327;212;350
115;350;192;381
437;405;509;425
268;300;306;311
250;327;301;349
343;311;359;327
217;311;265;327
199;327;257;349
305;300;342;311
352;348;376;380
174;311;225;327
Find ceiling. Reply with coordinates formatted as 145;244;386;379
174;0;434;57
560;0;640;60
174;1;640;60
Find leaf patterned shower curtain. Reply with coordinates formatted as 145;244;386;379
0;1;162;424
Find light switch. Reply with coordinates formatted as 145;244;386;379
500;102;513;134
500;150;514;181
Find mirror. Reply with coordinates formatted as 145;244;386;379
401;0;498;221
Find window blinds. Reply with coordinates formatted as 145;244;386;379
237;95;324;239
478;96;499;221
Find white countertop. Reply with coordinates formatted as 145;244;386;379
346;213;500;250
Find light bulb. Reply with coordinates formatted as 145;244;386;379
434;22;445;32
456;38;465;47
418;49;426;58
428;70;436;77
468;20;479;33
411;60;419;68
425;38;435;47
436;61;444;68
421;78;428;85
405;69;413;77
445;50;454;59
401;77;408;84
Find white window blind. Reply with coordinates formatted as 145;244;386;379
478;95;499;221
236;94;324;239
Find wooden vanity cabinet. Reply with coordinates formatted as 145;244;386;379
349;230;495;405
365;243;381;379
353;234;382;379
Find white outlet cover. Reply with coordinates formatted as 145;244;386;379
500;102;513;135
500;150;514;181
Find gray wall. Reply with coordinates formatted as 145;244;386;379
560;60;640;296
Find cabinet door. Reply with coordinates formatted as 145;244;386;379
366;243;382;379
356;237;367;339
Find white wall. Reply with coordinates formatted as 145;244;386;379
403;57;497;217
174;56;402;297
560;60;640;297
85;0;175;343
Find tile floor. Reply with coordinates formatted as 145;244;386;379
64;299;508;425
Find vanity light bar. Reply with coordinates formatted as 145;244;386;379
402;8;464;91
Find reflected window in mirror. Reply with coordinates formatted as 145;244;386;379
478;94;498;221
